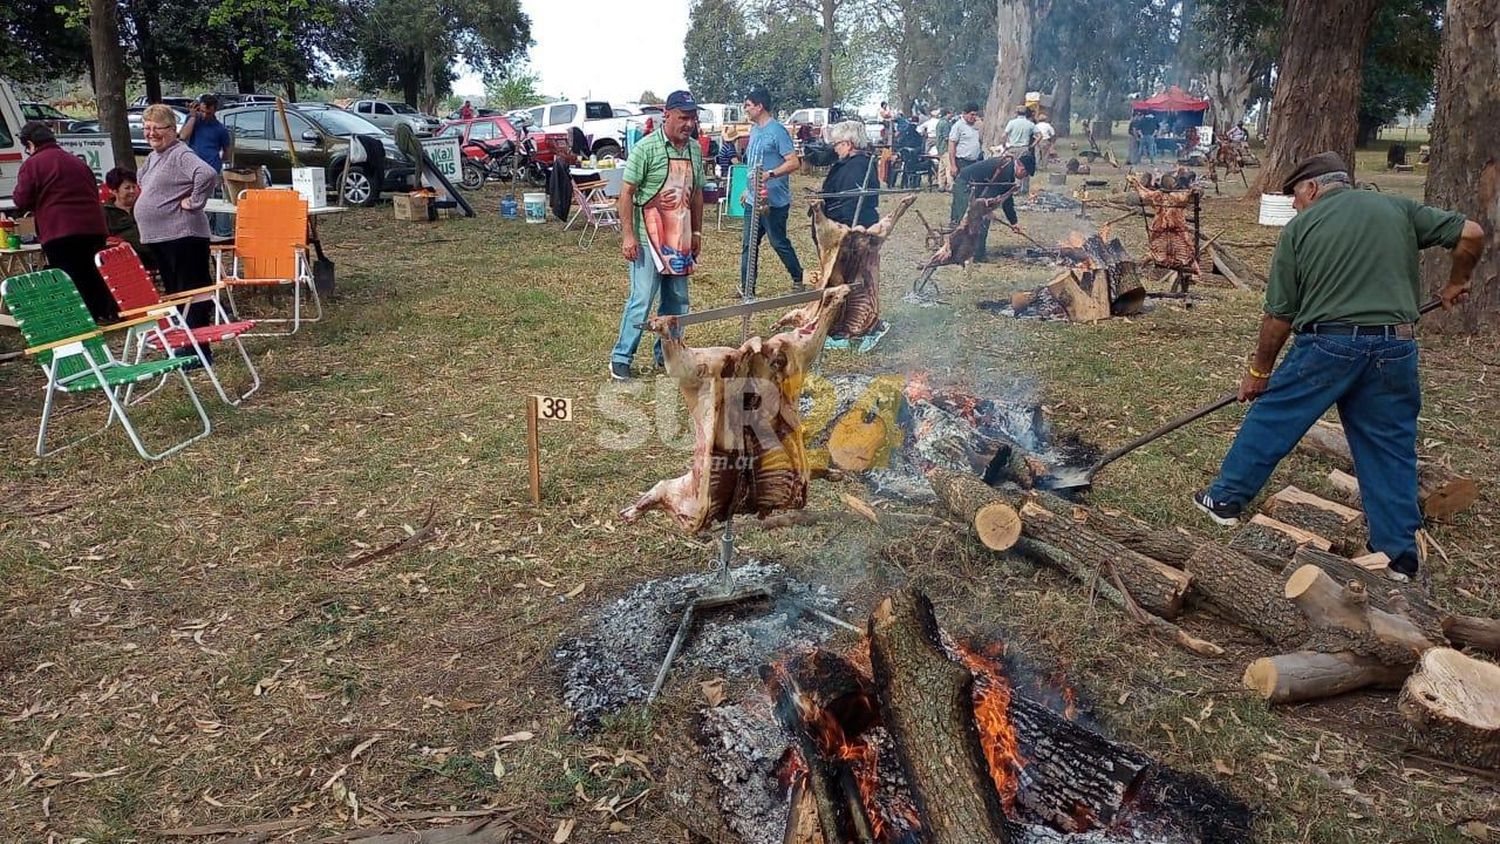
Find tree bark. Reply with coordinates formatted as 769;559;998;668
819;0;837;108
1007;695;1152;831
1169;0;1198;88
1398;648;1500;768
1227;513;1333;560
1443;615;1500;657
1285;564;1436;662
867;589;1011;843
1186;542;1313;647
982;0;1037;148
1419;0;1500;333
88;0;134;169
1262;485;1367;555
1051;74;1072;137
1243;651;1410;704
1250;0;1381;196
1298;419;1480;518
129;0;163;106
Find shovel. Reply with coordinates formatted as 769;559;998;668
1043;297;1445;493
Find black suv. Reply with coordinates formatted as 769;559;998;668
218;102;415;205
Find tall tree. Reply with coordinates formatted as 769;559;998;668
88;0;132;166
1251;0;1381;195
0;0;91;83
684;0;748;102
485;71;544;110
1420;0;1499;332
352;0;530;112
1355;0;1442;146
981;0;1044;148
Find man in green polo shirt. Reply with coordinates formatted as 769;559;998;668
610;90;705;380
1195;151;1485;582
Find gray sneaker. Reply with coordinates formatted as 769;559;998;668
609;362;633;381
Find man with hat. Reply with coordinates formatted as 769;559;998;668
179;93;234;237
609;90;705;381
1193;152;1485;583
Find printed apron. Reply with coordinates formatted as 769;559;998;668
641;158;696;275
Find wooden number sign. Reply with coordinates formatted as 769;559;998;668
527;395;574;504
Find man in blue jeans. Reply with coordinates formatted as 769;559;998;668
740;87;804;292
609;91;705;381
1195;152;1484;582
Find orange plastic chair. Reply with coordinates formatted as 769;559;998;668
216;189;321;335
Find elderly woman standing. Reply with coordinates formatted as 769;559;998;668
12;122;115;322
819;120;879;228
135;103;218;332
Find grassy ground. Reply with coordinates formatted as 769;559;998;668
1;153;1496;844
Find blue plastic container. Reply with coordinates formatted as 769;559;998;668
500;194;519;220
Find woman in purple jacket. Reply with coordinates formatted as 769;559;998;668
12;122;115;323
136;103;218;332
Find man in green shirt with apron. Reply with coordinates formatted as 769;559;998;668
1194;152;1485;582
610;90;706;380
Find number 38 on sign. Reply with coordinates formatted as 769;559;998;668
527;395;573;504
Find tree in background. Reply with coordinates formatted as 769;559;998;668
1356;0;1442;147
205;0;344;97
351;0;530;113
1420;0;1499;333
1251;0;1381;195
684;0;748;102
88;0;132;166
637;91;664;105
1193;0;1279;130
485;71;544;110
980;0;1045;148
0;0;92;84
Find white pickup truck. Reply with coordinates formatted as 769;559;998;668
1;79;28;209
524;100;629;159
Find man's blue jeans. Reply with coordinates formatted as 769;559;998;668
611;246;689;368
1143;135;1158;162
741;203;804;290
1209;332;1422;564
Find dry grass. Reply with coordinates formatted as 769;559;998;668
1;151;1496;844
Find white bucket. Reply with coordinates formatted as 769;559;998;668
1258;193;1297;226
523;191;547;224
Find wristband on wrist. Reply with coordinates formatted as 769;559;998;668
1248;364;1271;379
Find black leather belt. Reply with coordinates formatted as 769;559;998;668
1302;322;1416;339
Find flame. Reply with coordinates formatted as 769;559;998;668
905;370;934;404
953;641;1027;811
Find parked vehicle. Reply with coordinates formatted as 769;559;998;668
350;99;440;136
786;107;840;140
219;102;415;206
458;135;546;189
524;100;628;159
437;115;574;172
130;95;196;109
20;102;86;133
1;80;28;206
697;103;744;138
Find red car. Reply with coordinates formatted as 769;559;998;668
436;116;575;169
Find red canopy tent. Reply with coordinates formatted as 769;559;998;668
1132;86;1210;113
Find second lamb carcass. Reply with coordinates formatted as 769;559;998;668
776;195;915;338
622;287;849;533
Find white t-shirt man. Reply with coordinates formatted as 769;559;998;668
1034;120;1056;142
1004;115;1036;149
949;118;983;161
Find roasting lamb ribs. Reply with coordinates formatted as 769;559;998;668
622;286;850;533
776;194;915;339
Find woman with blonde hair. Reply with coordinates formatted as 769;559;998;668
135;103;218;339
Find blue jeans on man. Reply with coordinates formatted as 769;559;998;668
611;246;690;369
1208;331;1422;570
1142;134;1158;163
741;203;804;291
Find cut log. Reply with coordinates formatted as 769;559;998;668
1045;270;1112;323
1299;419;1479;518
1024;494;1200;567
1262;485;1368;555
1006;693;1153;831
784;777;826;844
867;589;1011;843
1327;468;1362;503
929;470;1192;618
1243;651;1411;704
1184;543;1311;648
974;502;1023;551
1284;564;1436;664
1286;546;1443;637
1398;648;1500;769
1209;244;1266;290
1228;513;1333;558
1443;615;1500;657
827;375;906;471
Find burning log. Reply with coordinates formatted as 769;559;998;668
929;471;1192;619
778;195;916;340
867;589;1012;843
1398;648;1500;769
1005;695;1152;831
621;287;848;532
1298;420;1479;519
1261;485;1368;556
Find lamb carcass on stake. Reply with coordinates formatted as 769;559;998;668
775;194;915;338
621;286;850;533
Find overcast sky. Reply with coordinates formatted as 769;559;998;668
454;0;692;103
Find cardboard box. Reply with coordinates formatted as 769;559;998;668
393;192;431;222
291;167;328;209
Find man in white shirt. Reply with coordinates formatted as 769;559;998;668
1003;107;1036;154
1033;113;1056;166
919;109;940;149
947;102;984;179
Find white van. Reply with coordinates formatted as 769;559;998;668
697;102;744;137
1;79;27;208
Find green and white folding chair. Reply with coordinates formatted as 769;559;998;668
2;268;211;460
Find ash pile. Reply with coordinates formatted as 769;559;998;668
555;561;847;729
1016;190;1083;213
799;374;1093;504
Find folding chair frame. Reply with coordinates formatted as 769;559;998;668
119;290;262;407
217;246;322;337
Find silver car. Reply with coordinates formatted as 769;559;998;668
349;99;439;135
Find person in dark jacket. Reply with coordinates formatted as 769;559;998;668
953;150;1034;263
12;122;116;323
101;167;154;269
892;120;926;189
819;120;879;228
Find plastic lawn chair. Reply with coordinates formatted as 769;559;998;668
96;242;261;406
216;189;321;335
2;268;211;460
571;181;620;249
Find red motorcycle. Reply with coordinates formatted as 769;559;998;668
459;136;547;189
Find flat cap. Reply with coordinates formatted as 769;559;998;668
1281;151;1349;194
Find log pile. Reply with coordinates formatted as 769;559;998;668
1006;234;1147;322
1298;419;1478;519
